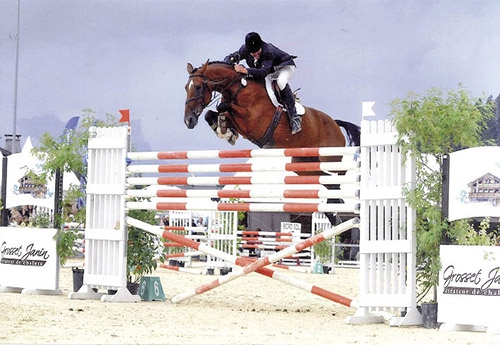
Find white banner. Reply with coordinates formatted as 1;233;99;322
438;245;500;327
448;146;500;221
281;222;301;241
3;138;56;210
0;227;59;290
280;222;301;232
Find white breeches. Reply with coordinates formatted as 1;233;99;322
270;65;296;91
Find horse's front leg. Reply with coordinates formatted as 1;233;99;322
204;109;239;145
204;110;219;133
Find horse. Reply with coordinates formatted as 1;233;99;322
184;60;360;149
183;60;361;224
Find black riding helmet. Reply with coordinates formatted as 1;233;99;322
245;32;263;53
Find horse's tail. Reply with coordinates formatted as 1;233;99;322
336;120;361;146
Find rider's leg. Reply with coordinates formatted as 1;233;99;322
273;66;301;135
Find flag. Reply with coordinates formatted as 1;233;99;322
362;101;376;118
119;109;130;125
64;116;79;131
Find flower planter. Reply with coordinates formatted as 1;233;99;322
421;302;439;329
72;267;85;292
220;267;232;275
107;282;140;296
127;282;140;295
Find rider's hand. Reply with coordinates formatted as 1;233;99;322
234;64;248;74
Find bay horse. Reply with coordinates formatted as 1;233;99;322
184;60;360;149
184;60;360;224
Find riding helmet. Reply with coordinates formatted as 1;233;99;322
245;32;263;53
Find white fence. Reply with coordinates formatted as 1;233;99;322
346;120;420;325
70;120;421;326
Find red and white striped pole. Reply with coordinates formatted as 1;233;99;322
125;216;358;307
127;160;358;174
127;216;357;308
170;217;358;303
127;146;359;161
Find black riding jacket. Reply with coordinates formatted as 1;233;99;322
224;41;296;80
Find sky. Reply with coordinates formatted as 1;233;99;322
1;0;499;152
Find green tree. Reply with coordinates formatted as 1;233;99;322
32;108;118;184
31;109;118;263
389;87;493;302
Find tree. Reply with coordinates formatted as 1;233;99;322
481;94;500;145
31;109;118;263
389;87;494;302
32;108;118;185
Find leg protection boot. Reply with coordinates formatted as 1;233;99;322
205;110;219;135
280;84;302;135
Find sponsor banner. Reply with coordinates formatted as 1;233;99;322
281;222;301;240
3;138;55;209
448;146;500;221
438;245;500;326
0;227;59;290
280;222;301;232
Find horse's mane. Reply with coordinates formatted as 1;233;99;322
191;60;232;74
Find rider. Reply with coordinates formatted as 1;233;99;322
223;32;302;135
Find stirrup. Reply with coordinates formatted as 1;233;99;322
291;118;302;135
291;125;302;135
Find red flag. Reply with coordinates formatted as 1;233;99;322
119;109;130;125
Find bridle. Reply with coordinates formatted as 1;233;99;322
185;74;212;117
185;69;246;117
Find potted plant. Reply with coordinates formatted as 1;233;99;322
313;239;333;273
55;223;86;291
390;87;493;327
126;207;168;294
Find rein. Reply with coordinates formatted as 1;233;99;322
186;63;289;148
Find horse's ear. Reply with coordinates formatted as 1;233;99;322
198;59;210;74
187;63;194;74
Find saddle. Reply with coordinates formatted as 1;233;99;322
214;77;305;147
265;76;305;115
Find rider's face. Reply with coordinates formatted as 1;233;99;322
250;48;262;60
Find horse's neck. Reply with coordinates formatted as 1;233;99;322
206;65;238;91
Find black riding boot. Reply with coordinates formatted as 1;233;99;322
280;84;302;135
